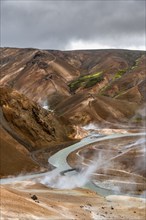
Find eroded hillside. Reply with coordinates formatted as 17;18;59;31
0;48;146;177
0;48;145;126
0;48;146;220
0;86;76;177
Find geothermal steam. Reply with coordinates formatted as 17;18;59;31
40;163;97;189
40;100;54;112
40;136;146;192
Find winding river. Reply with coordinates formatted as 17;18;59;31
0;132;145;197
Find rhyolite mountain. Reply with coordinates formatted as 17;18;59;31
0;48;145;126
0;47;145;176
0;48;146;220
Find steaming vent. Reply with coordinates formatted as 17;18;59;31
40;100;54;112
40;134;146;198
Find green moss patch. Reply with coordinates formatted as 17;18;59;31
69;72;104;92
113;69;127;80
131;57;141;70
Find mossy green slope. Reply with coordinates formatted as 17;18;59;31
69;72;104;92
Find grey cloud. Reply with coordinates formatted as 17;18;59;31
1;0;145;50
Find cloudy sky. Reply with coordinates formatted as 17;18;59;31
1;0;146;50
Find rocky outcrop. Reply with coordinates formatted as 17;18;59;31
0;87;74;151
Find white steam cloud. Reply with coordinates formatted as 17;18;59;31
40;99;54;112
83;123;99;131
40;163;97;189
40;135;146;196
41;100;50;110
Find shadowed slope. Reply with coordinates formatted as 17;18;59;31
0;127;40;178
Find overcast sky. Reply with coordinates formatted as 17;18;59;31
1;0;146;50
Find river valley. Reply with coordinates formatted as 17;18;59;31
1;129;146;219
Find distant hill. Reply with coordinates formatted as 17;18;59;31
0;48;145;126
